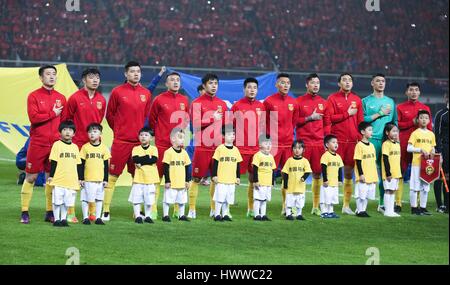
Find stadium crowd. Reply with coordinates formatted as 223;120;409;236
0;0;448;77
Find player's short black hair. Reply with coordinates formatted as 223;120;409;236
338;72;353;82
276;73;290;80
221;124;235;136
82;68;100;79
372;73;385;80
406;82;421;91
259;134;271;144
382;123;398;142
244;77;258;88
417;109;431;119
139;127;154;136
125;61;141;72
86;122;103;133
38;65;57;76
306;73;319;84
59;120;76;133
292;140;305;149
197;84;204;93
358;121;372;133
202;73;219;85
165;72;180;81
324;135;337;148
170;127;185;138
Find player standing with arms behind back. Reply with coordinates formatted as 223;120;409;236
103;61;152;221
263;73;299;215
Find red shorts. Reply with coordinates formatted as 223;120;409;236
240;152;257;175
400;140;412;172
156;145;171;178
191;149;215;179
336;141;356;167
109;141;140;177
303;144;325;174
272;146;292;170
25;143;52;174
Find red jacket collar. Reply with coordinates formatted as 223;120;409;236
125;82;141;89
80;88;99;99
40;86;54;94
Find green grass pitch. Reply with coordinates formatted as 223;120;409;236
0;143;448;265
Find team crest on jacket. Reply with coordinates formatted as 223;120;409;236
217;105;223;113
256;108;262;116
96;101;102;110
180;103;185;110
288;104;294;111
140;94;147;102
351;101;357;108
318;103;324;111
27;162;32;169
55;99;62;107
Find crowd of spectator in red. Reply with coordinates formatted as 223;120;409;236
0;0;448;77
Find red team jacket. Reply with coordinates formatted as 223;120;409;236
296;92;330;145
397;100;432;146
106;82;152;144
263;93;299;148
190;93;228;151
231;97;265;154
149;90;190;148
27;87;67;146
326;90;364;142
64;88;106;148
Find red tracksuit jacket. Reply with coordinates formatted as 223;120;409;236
326;90;364;142
296;92;330;145
397;100;432;145
263;93;298;148
64;88;106;148
27;86;67;146
149;90;189;148
231;97;265;154
106;82;151;144
190;93;228;151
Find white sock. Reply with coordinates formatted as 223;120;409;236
163;203;170;217
144;204;152;218
362;198;368;212
328;204;333;214
222;202;229;216
260;201;267;216
53;204;61;221
133;204;141;218
383;194;390;215
215;202;222;217
410;190;418;207
81;201;89;219
61;205;68;220
254;200;261;216
178;204;185;217
296;206;303;216
419;190;428;208
286;207;292;216
320;203;326;213
356;198;361;213
95;200;103;219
